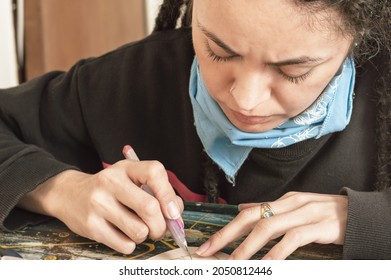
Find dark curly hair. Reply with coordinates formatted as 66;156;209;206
154;0;391;199
293;1;391;191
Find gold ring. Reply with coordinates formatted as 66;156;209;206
260;203;274;219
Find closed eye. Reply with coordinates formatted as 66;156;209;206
276;68;312;84
205;40;238;62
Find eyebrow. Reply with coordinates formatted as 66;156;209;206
197;21;326;67
197;22;238;56
265;56;325;67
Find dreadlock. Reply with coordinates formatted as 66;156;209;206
152;0;192;32
154;0;220;202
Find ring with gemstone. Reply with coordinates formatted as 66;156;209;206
260;203;274;219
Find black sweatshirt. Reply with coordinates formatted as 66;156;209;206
0;28;390;259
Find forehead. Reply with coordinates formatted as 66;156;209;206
193;0;345;42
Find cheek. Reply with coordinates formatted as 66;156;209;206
276;82;331;117
192;29;234;103
282;62;346;115
197;59;234;101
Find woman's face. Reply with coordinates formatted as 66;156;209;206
192;0;354;133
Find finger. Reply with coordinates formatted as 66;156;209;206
84;176;154;243
123;160;182;221
228;216;276;260
238;203;259;211
228;202;328;259
115;182;167;240
276;191;342;207
176;196;184;213
243;192;338;217
196;206;261;257
86;217;136;255
262;223;323;260
238;197;300;215
238;193;310;212
104;201;150;244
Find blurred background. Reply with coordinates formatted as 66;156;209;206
0;0;163;88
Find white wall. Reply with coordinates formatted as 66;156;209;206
145;0;163;34
0;0;19;88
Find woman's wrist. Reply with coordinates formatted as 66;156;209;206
17;169;87;219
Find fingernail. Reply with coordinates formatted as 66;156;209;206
195;241;210;256
167;201;180;219
179;216;184;227
122;241;136;255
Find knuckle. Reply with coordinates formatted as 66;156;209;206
85;221;103;242
280;191;297;199
95;170;112;185
301;201;326;221
133;226;149;244
303;201;318;211
88;190;105;210
94;170;121;191
145;160;167;180
237;206;259;222
285;228;304;246
210;229;225;243
120;217;149;244
302;201;320;213
289;192;310;205
287;191;299;196
140;197;161;216
149;227;166;241
255;217;274;235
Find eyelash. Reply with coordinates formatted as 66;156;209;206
205;42;236;62
205;42;312;84
276;69;312;84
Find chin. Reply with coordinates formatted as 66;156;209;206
233;123;276;133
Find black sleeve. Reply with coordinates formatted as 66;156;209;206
0;61;101;231
341;187;391;259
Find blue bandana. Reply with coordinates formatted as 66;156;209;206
189;56;356;181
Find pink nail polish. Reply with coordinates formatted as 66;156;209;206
167;201;180;219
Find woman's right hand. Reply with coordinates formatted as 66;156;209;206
18;159;183;254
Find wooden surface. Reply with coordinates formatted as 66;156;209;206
0;203;343;260
24;0;146;80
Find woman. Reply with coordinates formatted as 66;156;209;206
0;0;390;259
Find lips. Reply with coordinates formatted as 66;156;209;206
231;110;272;125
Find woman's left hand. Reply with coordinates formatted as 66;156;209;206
195;191;348;260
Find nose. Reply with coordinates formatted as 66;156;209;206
230;70;271;111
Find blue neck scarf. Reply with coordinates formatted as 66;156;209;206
189;56;356;181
